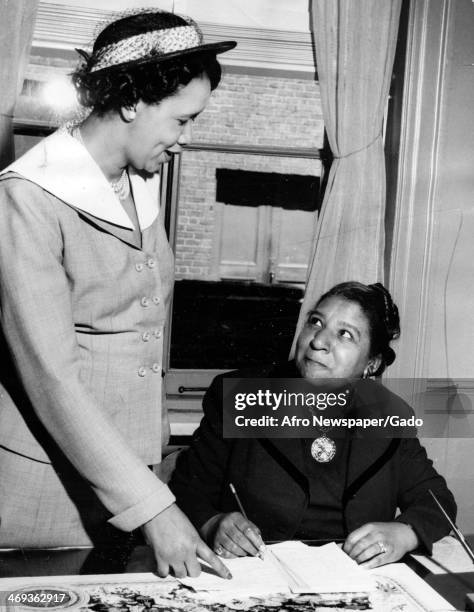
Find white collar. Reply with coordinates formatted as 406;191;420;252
0;129;159;230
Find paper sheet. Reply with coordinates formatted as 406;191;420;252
271;541;375;593
180;540;374;594
179;553;291;596
412;535;474;575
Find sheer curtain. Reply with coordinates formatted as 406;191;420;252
292;0;402;348
0;0;38;168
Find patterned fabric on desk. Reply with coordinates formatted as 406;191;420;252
0;564;455;611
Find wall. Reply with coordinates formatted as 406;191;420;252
390;0;474;532
190;73;322;148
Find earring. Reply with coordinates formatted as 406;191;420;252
363;366;372;379
122;106;137;122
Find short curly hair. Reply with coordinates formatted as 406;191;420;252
71;11;222;115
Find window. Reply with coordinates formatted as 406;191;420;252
163;145;322;409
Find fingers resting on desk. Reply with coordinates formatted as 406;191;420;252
343;521;419;568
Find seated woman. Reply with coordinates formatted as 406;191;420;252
169;282;456;568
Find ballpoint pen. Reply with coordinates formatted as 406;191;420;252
229;483;266;560
429;489;474;564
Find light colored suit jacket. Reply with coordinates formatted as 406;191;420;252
0;129;175;533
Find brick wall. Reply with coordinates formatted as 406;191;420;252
175;71;323;279
192;71;323;148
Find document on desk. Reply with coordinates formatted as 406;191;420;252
0;558;455;611
181;541;375;595
271;541;375;593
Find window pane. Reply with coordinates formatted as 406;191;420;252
169;149;321;372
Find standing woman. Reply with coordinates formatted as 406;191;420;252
0;10;235;578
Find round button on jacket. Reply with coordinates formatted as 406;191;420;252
147;258;156;269
142;331;151;342
151;363;161;373
135;262;144;272
153;329;162;339
138;366;147;377
152;296;161;305
140;297;150;307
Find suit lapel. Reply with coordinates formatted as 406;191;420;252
345;379;401;491
257;361;309;494
263;433;398;507
343;436;400;504
260;437;308;494
346;437;393;488
75;211;142;250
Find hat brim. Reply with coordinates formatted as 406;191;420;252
90;40;237;75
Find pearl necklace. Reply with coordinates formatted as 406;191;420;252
73;127;130;201
109;169;130;201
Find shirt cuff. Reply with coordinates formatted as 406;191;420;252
108;484;176;532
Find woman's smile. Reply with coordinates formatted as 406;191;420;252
126;76;211;173
295;296;374;379
303;356;328;368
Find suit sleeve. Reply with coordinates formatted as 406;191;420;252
169;375;232;529
395;437;457;554
0;178;174;531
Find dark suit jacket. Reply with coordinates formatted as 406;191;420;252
170;362;456;554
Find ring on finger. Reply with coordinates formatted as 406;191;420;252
377;541;387;555
215;545;223;556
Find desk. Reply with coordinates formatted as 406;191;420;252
413;560;474;612
409;536;474;612
0;543;470;611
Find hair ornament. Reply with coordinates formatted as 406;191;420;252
75;48;91;63
369;282;400;340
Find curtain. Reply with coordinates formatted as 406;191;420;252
291;0;402;350
0;0;38;168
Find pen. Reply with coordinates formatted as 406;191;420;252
429;489;474;564
229;482;266;560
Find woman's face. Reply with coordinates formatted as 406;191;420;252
125;75;212;173
295;296;379;379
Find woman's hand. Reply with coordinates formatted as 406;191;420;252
142;503;232;579
207;512;265;559
343;521;419;568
